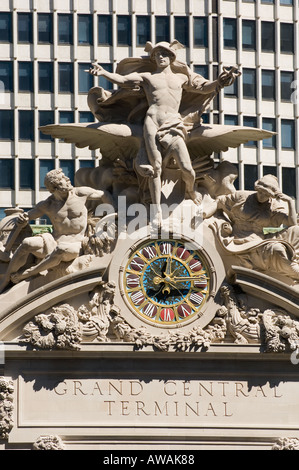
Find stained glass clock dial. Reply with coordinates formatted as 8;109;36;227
123;239;210;325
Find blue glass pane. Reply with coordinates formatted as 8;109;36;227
156;17;170;43
262;118;276;148
0;110;14;140
79;160;95;168
242;20;256;49
58;14;73;44
136;16;151;47
59;111;74;124
79;112;95;123
78;15;93;45
175;17;189;47
0;13;12;42
244;116;257;147
224;115;238;126
98;64;113;90
39;62;54;92
244;165;258;190
223;18;237;48
20;160;35;189
0;61;13;92
19;62;33;92
79;64;93;93
40;160;55;189
18;13;33;43
0;160;14;188
117;16;131;46
281;72;294;101
281;120;295;149
19;111;34;141
282;168;296;198
38;14;53;43
60;160;75;185
98;15;112;45
194;17;208;47
59;63;74;93
39;111;54;141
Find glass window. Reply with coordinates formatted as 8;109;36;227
38;62;54;93
60;160;75;185
262;70;275;100
156;17;170;43
280;0;293;5
19;160;34;189
243;116;257;147
281;71;294;101
79;63;93;93
194;17;208;47
281;119;295;149
18;13;33;43
243;69;256;98
282;168;296;198
58;14;73;44
0;13;12;43
261;22;275;52
98;15;112;46
136;16;151;47
262;118;276;148
224;76;238;97
0;61;13;92
19;62;33;92
98;64;113;90
223;18;237;49
0;110;14;140
40;160;55;188
281;23;294;54
78;15;93;45
79;111;95;123
38;13;53;44
263;166;277;177
39;111;54;141
193;65;209;79
0;159;14;189
224;115;238;126
79;160;95;168
175;17;189;47
0;208;7;220
59;63;73;93
244;164;258;190
59;111;74;124
19;110;34;141
242;20;256;50
117;16;131;46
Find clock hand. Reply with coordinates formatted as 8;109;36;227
171;275;206;282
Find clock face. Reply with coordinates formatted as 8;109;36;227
123;239;210;326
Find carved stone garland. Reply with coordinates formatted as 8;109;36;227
19;281;299;353
0;377;14;440
32;435;65;451
272;437;299;450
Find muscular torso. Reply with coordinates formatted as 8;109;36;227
44;190;88;243
141;71;188;127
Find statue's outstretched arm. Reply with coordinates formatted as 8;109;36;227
88;63;142;88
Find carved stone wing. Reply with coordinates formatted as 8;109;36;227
39;122;143;161
40;121;275;161
187;124;275;158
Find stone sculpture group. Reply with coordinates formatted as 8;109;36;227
0;40;298;292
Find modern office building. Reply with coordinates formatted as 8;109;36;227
0;0;298;220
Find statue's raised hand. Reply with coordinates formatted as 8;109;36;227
218;66;241;88
89;63;104;76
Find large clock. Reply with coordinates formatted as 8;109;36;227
123;239;210;326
